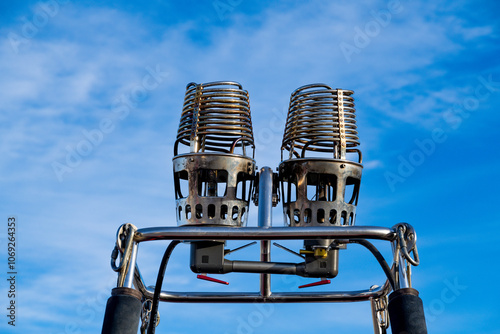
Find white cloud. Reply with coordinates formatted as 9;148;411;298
363;159;384;170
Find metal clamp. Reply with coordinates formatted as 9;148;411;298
396;223;420;267
337;89;346;160
375;297;389;331
140;299;160;334
110;223;137;287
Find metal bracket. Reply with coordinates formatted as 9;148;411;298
370;286;389;334
337;89;346;160
110;223;137;288
190;83;203;153
140;299;160;334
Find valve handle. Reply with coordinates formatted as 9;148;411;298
298;279;331;289
196;274;229;285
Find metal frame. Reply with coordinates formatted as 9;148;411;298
109;167;421;334
104;83;425;334
131;226;395;302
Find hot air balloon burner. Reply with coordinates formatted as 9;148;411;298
279;84;362;227
173;81;256;227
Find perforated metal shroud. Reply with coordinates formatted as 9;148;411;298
279;84;362;227
174;153;255;226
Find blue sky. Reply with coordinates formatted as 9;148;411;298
1;0;499;333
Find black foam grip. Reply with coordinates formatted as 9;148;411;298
388;288;427;334
102;288;142;334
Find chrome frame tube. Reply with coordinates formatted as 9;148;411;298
257;167;273;228
134;226;396;243
129;226;396;304
138;282;391;303
398;252;410;289
123;242;138;288
258;167;273;297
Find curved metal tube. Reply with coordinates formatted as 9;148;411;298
139;283;391;303
134;226;396;243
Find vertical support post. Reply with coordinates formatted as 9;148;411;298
398;253;410;289
190;84;202;153
123;242;138;288
258;167;273;228
258;167;273;298
337;89;346;160
391;241;409;290
103;235;142;334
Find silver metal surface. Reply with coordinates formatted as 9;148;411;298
370;297;383;334
133;226;396;243
111;223;137;288
392;223;421;289
140;283;391;303
337;89;347;160
258;167;273;297
279;158;362;226
126;223;403;308
260;240;271;297
398;252;410;289
173;153;255;226
123;242;138;288
397;223;420;266
130;253;391;304
257;167;273;228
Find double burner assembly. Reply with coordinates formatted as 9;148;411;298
102;82;427;334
